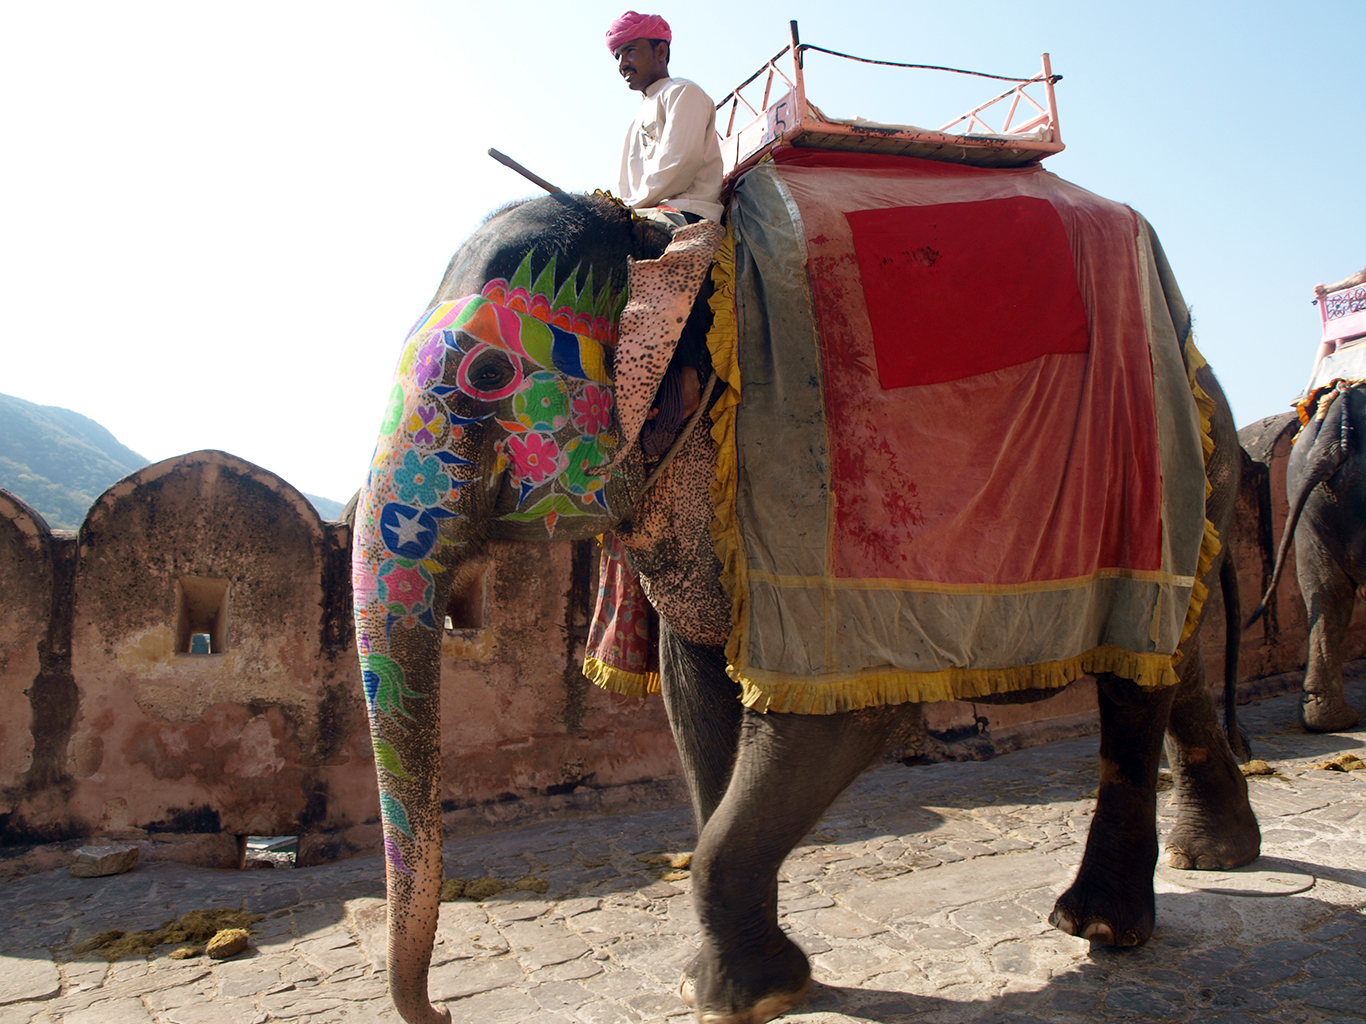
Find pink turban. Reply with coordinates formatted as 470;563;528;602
606;11;671;55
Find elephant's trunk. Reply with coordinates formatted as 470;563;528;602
353;489;457;1024
384;787;451;1024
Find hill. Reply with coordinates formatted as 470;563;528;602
0;394;344;529
0;394;151;530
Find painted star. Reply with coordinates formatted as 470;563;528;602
386;506;431;549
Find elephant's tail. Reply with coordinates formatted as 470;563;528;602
1219;551;1251;761
1246;388;1352;628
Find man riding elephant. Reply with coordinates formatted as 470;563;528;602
609;10;724;229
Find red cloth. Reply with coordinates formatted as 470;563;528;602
586;535;659;682
776;155;1163;584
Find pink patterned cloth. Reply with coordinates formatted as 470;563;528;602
586;534;659;686
606;11;671;54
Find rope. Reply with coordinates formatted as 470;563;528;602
639;372;719;495
798;44;1060;84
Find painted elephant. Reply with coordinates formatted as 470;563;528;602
351;190;1260;1024
1251;383;1364;731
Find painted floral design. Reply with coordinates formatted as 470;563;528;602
507;432;563;485
558;435;610;503
377;559;434;617
353;250;632;907
572;384;614;436
380;383;406;435
415;333;446;387
405;403;445;446
513;372;569;432
384;836;413;876
393;450;451;507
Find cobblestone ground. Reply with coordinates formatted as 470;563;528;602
2;668;1364;1024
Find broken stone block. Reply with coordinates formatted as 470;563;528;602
70;844;139;877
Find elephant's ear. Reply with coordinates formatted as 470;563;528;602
602;220;726;469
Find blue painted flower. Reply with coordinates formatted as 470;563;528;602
393;450;450;507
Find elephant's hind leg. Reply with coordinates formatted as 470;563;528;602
1050;672;1171;946
688;704;919;1024
1297;540;1361;732
1163;635;1260;870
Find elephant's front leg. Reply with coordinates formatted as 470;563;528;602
1050;672;1172;946
1296;532;1361;732
658;619;743;826
688;705;919;1024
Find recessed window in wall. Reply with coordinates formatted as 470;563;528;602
444;566;489;631
176;576;231;654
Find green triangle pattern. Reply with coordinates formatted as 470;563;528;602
508;250;535;292
529;254;559;301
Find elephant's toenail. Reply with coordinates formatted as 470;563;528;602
1081;921;1113;942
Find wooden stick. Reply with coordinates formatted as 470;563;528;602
487;148;564;194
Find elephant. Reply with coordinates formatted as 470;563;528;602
1250;382;1364;731
351;187;1261;1024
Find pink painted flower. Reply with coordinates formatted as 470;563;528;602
571;385;613;436
378;560;434;615
506;432;563;484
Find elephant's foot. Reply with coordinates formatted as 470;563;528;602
1165;744;1261;871
679;952;699;1007
1301;692;1360;733
689;933;810;1024
1049;833;1157;947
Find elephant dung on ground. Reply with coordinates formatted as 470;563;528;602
351;183;1260;1024
1251;383;1365;732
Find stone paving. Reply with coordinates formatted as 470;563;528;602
2;668;1364;1024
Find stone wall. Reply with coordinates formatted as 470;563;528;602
2;422;1357;873
0;451;678;873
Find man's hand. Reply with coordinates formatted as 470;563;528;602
1315;267;1366;299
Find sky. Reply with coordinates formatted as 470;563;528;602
2;0;1361;504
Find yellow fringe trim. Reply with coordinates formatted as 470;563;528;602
1179;333;1221;651
703;227;747;671
735;646;1179;715
582;657;660;698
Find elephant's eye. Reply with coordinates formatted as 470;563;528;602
469;353;517;392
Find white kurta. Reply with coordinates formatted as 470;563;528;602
619;77;725;222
